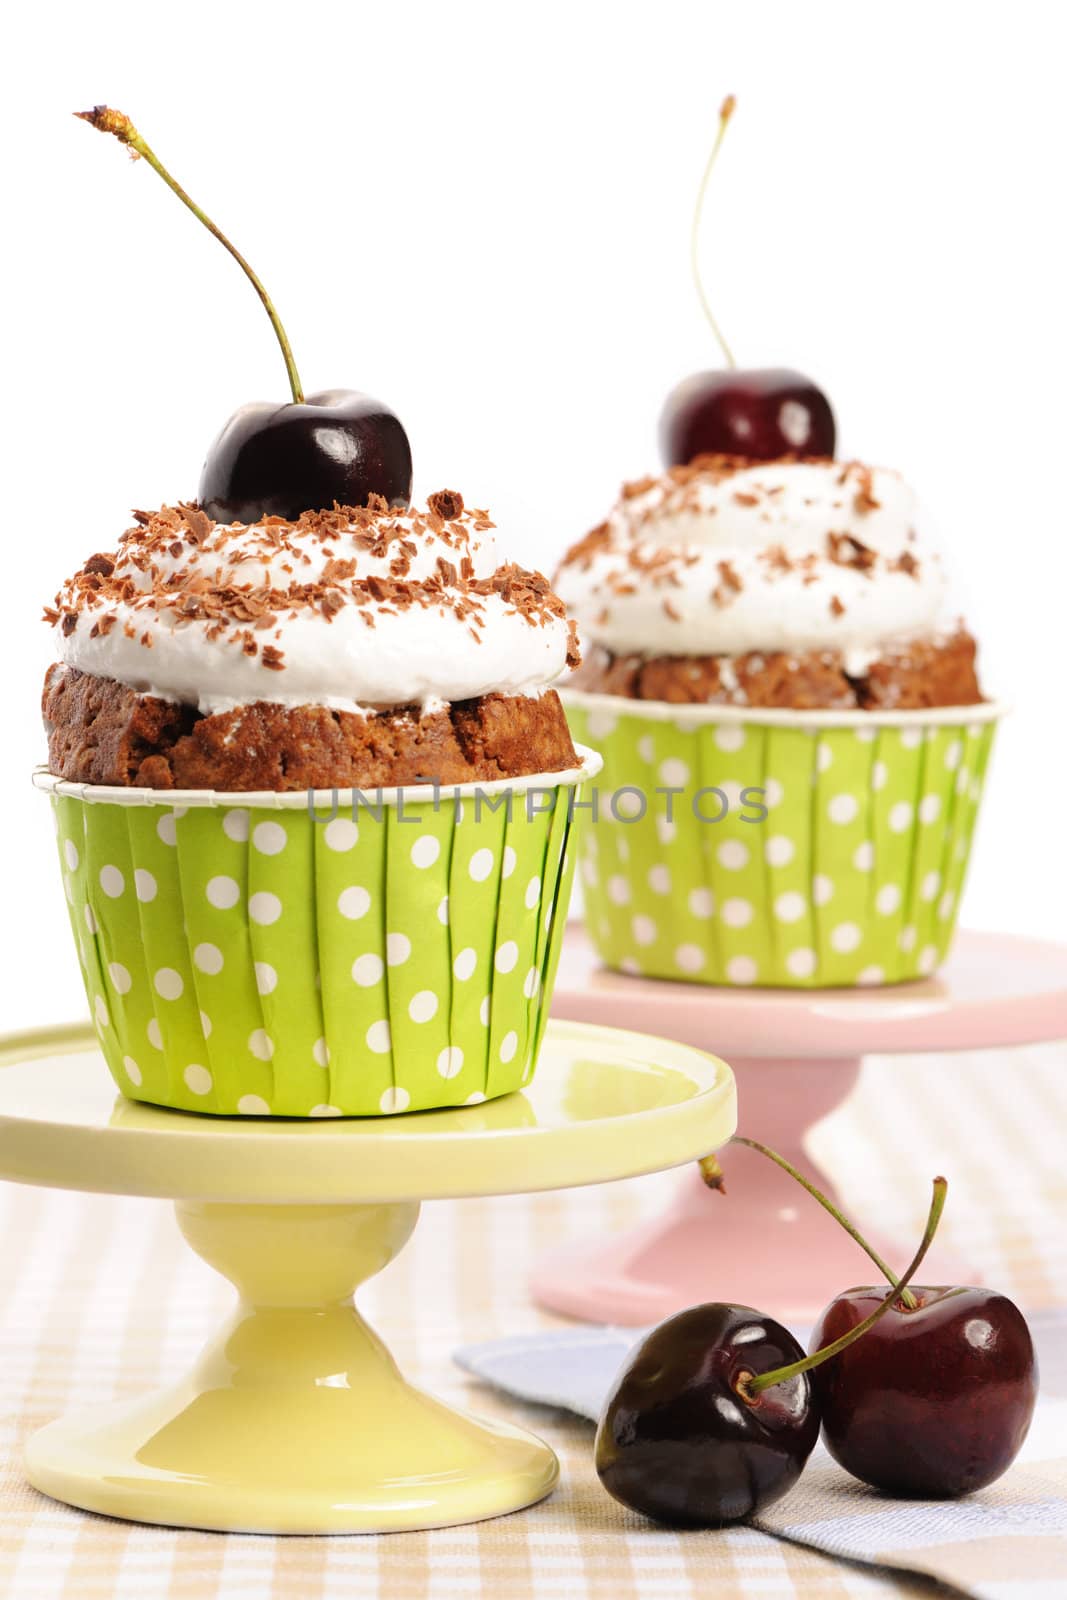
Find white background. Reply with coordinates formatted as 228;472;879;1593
2;0;1064;1027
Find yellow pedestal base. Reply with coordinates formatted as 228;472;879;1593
4;1019;735;1533
25;1201;558;1534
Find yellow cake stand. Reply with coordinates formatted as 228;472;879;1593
0;1019;735;1535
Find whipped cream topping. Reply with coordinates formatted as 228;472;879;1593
47;493;578;715
555;458;953;675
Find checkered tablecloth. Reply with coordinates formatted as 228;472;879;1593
2;1037;1065;1599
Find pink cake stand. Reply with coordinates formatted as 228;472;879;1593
533;927;1067;1323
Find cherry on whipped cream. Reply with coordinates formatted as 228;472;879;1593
660;368;835;465
660;97;836;466
76;106;412;522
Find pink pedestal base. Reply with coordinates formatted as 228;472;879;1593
533;928;1067;1325
531;1056;973;1324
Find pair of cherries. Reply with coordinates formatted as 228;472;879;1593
596;1140;1037;1527
80;99;836;536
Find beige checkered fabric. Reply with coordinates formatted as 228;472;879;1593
2;1038;1064;1599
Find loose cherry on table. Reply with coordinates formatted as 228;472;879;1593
732;1137;1039;1500
811;1285;1037;1498
659;97;836;467
77;107;412;521
595;1172;947;1527
595;1302;819;1526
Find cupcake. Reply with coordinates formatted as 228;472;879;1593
41;107;600;1115
39;491;596;1115
555;455;999;988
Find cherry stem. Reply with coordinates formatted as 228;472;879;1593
690;94;737;369
744;1177;947;1398
726;1137;919;1311
75;106;305;405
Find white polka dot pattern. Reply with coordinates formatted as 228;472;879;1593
351;953;384;988
565;703;997;989
379;1085;410;1114
46;762;590;1114
336;886;370;921
386;933;411;966
410;834;440;869
206;876;240;910
222;809;250;843
154;968;183;1001
252;821;287;856
238;1094;271;1115
194;943;224;976
324;817;359;852
437;1046;464;1079
99;865;125;899
248;1028;275;1061
254;962;277;996
183;1063;212;1096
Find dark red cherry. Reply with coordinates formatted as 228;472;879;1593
660;367;836;466
75;108;412;523
810;1286;1038;1498
668;103;837;468
595;1303;820;1526
199;389;412;523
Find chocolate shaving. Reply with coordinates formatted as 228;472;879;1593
760;545;793;576
181;505;214;545
621;475;659;501
852;466;881;512
566;619;581;669
427;489;464;521
44;494;575;682
322;557;357;584
828;531;877;574
562;521;610;573
711;559;743;608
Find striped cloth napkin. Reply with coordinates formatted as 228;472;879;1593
456;1310;1067;1600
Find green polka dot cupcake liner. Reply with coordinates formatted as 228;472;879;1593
564;693;1003;989
36;749;598;1116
